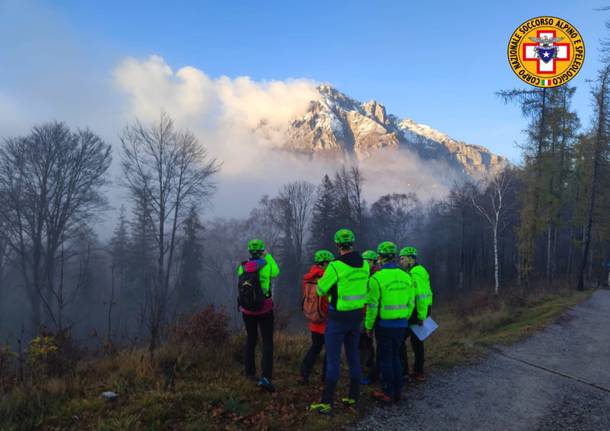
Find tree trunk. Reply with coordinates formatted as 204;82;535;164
493;224;499;295
578;67;608;291
546;225;552;285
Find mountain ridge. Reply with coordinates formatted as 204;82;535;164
265;84;506;180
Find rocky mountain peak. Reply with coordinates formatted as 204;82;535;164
269;85;506;180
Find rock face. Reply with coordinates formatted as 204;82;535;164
277;84;506;179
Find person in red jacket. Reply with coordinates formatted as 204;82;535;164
299;250;334;384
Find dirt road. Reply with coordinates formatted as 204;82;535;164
354;290;610;431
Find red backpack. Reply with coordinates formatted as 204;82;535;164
303;277;327;324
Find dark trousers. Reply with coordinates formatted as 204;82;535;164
301;331;326;380
400;328;425;375
359;332;377;381
243;311;274;379
322;311;362;404
376;326;406;400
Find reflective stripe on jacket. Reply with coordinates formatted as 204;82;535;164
365;264;414;330
317;257;369;311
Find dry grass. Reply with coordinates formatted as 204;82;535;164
0;286;593;431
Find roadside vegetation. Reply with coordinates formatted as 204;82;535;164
0;285;591;431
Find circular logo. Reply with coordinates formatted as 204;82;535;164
507;16;585;88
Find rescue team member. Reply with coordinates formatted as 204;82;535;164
360;250;380;385
364;241;414;403
399;246;432;382
299;250;334;384
237;239;280;392
310;229;370;415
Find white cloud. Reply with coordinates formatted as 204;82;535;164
113;55;327;216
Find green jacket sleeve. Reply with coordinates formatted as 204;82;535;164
265;253;280;278
365;276;381;330
317;263;337;296
237;265;244;276
412;267;432;320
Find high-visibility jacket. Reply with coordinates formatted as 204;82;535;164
365;264;414;330
410;264;432;321
236;253;280;297
317;254;369;311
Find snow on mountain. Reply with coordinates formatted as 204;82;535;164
270;84;506;180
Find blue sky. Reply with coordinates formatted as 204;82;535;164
1;0;608;163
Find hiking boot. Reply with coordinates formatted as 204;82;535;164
371;390;393;404
413;372;426;382
341;397;357;407
257;377;276;393
309;402;332;415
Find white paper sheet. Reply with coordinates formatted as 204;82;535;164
410;317;438;341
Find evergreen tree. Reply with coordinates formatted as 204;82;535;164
577;65;610;290
309;174;338;251
108;205;130;335
175;206;205;315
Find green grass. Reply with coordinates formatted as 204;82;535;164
0;287;593;431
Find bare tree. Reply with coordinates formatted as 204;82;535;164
471;168;513;294
120;112;220;355
0;224;8;319
0;122;111;330
278;181;316;273
370;193;421;246
447;181;477;290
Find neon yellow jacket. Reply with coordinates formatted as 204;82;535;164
365;264;415;330
410;264;432;320
317;255;369;311
237;253;280;296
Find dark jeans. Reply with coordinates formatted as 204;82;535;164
301;331;326;380
322;310;362;404
376;326;406;400
243;311;274;379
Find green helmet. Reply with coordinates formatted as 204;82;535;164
314;249;335;263
400;246;417;257
362;250;378;261
247;239;266;253
377;241;398;257
334;228;355;245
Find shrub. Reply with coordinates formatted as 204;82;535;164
28;331;81;379
0;344;17;388
172;305;230;346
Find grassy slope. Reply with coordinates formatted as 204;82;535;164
0;288;592;431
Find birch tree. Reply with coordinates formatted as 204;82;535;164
471;168;513;294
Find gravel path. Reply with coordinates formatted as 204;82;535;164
354;290;610;431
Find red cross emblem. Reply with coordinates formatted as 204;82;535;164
522;30;570;74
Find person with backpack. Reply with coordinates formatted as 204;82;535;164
237;239;280;392
359;250;379;385
364;241;415;404
310;229;369;415
299;249;334;385
399;246;432;382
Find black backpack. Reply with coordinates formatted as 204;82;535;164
237;261;266;311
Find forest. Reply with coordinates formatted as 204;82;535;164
0;71;609;355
